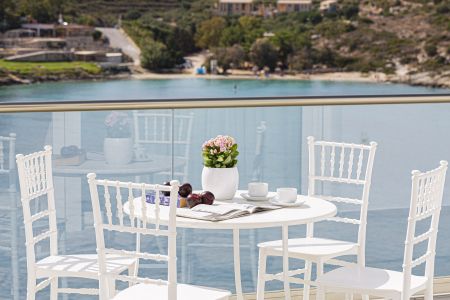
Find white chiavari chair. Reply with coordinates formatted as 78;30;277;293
316;161;448;300
132;111;194;183
87;174;231;300
257;136;377;300
16;146;138;300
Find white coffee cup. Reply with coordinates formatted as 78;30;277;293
276;188;297;203
248;182;269;197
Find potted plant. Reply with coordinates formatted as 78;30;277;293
104;111;132;165
201;135;239;200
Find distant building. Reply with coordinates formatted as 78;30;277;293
4;29;36;38
21;24;57;37
22;23;94;38
320;0;337;13
277;0;312;13
218;0;254;16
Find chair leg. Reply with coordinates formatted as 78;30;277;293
128;260;139;287
27;276;36;300
108;278;116;298
424;283;433;300
317;262;325;300
303;260;312;300
256;248;267;300
317;286;326;300
50;277;58;300
181;228;188;283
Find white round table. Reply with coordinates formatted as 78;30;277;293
123;191;337;300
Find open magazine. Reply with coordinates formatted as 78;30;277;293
177;203;280;222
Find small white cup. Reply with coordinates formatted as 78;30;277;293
248;182;269;197
276;188;297;203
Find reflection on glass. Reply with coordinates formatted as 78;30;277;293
0;103;450;298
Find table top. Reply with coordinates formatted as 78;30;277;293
123;191;337;230
53;153;185;176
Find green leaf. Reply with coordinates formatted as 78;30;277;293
223;155;232;164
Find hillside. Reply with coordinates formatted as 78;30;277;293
1;0;449;87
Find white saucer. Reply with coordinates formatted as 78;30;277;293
269;196;306;207
240;192;276;201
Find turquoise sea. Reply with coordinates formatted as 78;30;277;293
0;78;447;102
0;79;449;299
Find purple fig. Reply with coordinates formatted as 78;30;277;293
201;191;215;205
178;183;193;198
187;193;202;208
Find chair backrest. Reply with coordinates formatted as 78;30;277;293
402;161;447;295
87;173;179;300
16;146;59;272
133;111;194;182
307;136;377;257
0;133;17;190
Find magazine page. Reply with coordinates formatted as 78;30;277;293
177;203;280;222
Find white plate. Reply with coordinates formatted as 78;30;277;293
269;196;306;207
240;192;276;201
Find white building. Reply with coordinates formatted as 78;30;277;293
217;0;254;16
320;0;338;13
277;0;313;13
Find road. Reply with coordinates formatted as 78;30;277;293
96;27;141;66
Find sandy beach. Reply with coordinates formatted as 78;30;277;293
132;70;389;83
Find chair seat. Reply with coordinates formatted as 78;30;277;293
258;237;358;261
112;282;231;300
36;254;136;278
316;266;428;297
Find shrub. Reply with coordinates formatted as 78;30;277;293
425;43;438;57
341;4;359;20
436;3;450;14
125;9;142;20
92;30;102;41
287;48;314;70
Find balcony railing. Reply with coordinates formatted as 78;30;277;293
1;94;450;299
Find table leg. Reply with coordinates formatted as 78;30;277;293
181;228;187;283
233;228;244;300
282;225;291;300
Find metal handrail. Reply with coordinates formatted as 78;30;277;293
0;94;449;113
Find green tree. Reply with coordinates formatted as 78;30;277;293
195;17;226;49
167;27;196;55
270;30;294;65
249;38;279;70
238;16;265;50
19;0;63;23
220;26;244;47
141;39;176;70
0;0;20;32
213;45;246;72
238;16;262;31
